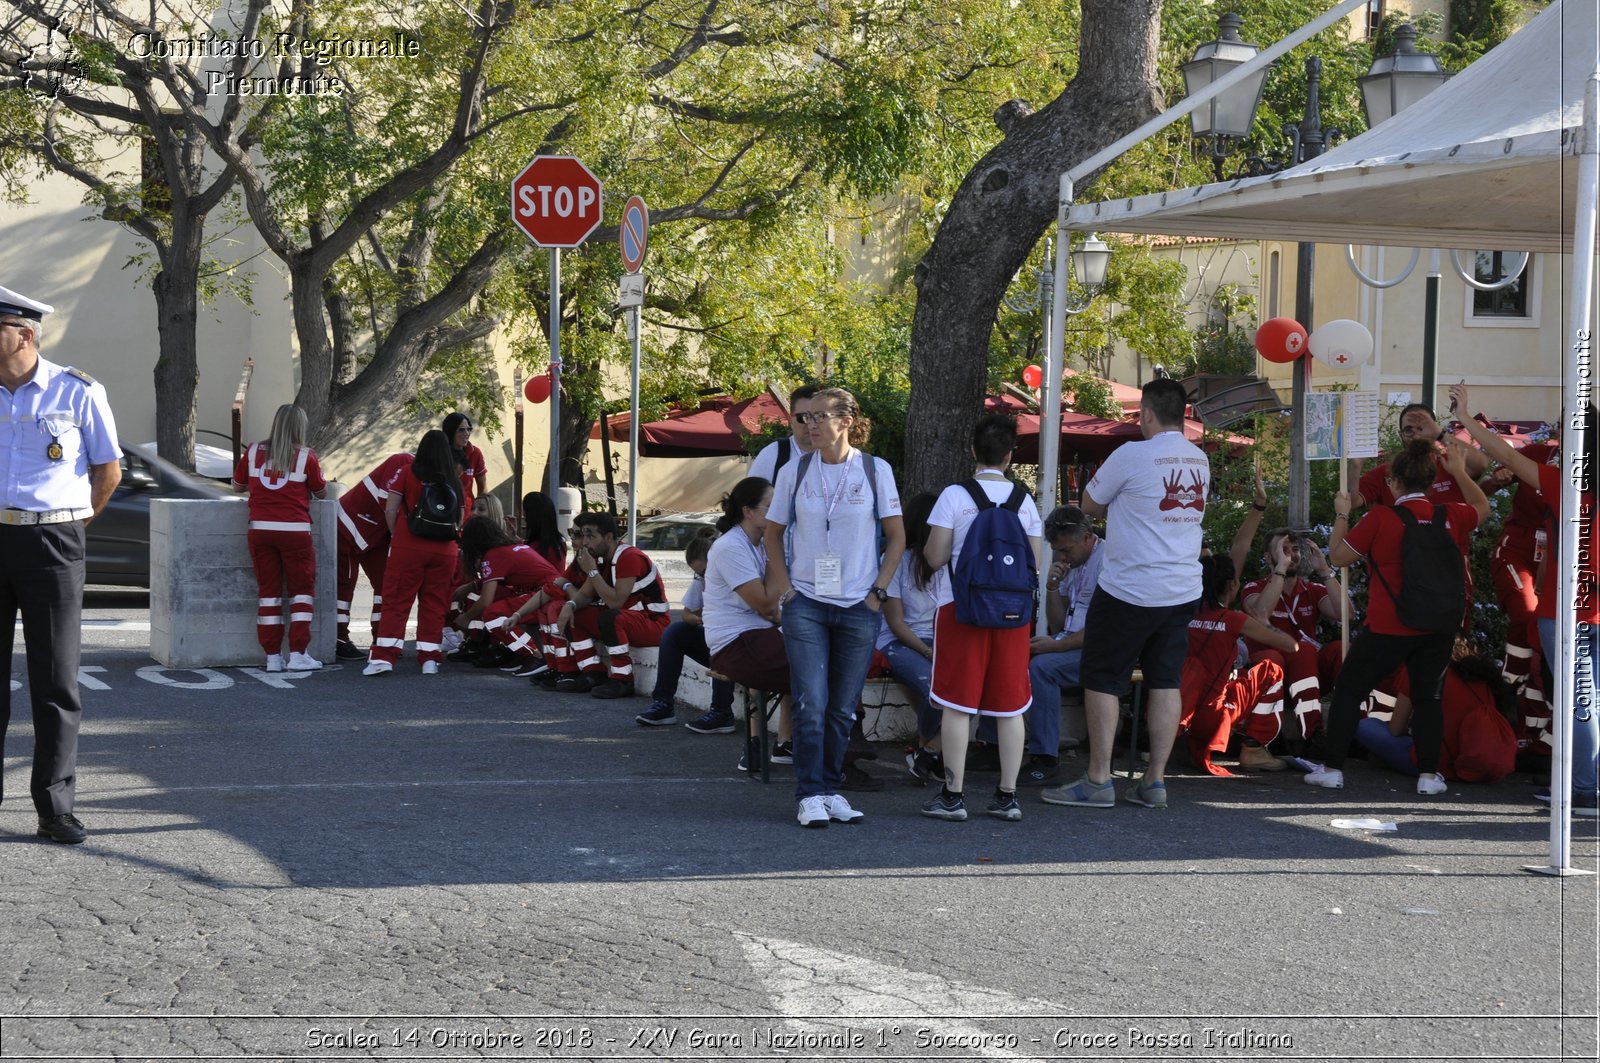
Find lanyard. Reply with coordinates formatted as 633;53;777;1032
815;451;856;540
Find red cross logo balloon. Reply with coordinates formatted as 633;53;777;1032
1308;319;1374;369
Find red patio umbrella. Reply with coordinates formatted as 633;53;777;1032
590;393;789;458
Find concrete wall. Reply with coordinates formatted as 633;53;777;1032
150;498;338;668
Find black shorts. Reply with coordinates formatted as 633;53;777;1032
1080;587;1198;695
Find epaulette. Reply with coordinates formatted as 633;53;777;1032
65;366;98;386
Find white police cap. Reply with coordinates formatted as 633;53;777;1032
0;284;53;320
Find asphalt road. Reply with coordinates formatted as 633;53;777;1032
1;596;1595;1062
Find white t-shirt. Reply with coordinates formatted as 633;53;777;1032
1084;430;1210;607
877;551;939;650
926;476;1044;608
681;575;704;614
748;437;804;485
1058;537;1105;636
702;529;773;656
768;449;902;606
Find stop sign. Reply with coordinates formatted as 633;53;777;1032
511;156;603;248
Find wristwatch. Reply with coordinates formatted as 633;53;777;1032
870;586;889;603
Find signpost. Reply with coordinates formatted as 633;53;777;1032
511;156;604;498
619;195;649;544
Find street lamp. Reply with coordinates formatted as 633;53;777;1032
1183;12;1272;182
1358;23;1449;128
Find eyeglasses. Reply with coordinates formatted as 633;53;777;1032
794;411;846;425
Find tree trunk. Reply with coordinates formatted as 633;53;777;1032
904;0;1164;497
150;222;204;469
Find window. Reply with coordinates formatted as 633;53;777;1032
1464;252;1539;328
1366;0;1385;40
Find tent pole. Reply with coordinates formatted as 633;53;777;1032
1420;250;1442;414
1042;180;1073;633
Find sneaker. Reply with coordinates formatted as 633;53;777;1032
421;661;439;676
511;660;548;679
797;796;829;828
1040;775;1115;808
334;640;366;661
1124;779;1168;809
686;710;736;735
906;747;945;785
986;790;1023;821
1304;767;1345;789
1533;786;1552;805
1016;756;1063;787
1238;743;1285;772
534;670;561;690
446;644;479;663
769;741;794;765
921;790;967;821
737;736;761;774
822;794;864;823
590;679;636;700
635;701;677;727
1416;772;1447;796
287;651;322;671
1575;793;1599;818
362;660;393;676
555;673;597;694
264;654;285;673
472;646;515;669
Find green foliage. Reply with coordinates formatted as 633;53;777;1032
1177;282;1259;378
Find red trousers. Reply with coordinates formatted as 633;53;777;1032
1492;542;1551;753
249;529;315;655
371;541;457;665
335;527;389;643
1183;659;1287;776
545;606;668;680
1248;640;1341;740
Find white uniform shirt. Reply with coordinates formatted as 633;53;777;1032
926;476;1044;608
767;449;902;606
681;575;704;614
1058;537;1106;637
1084;430;1210;607
748;437;801;485
877;550;939;650
703;530;773;656
0;356;120;512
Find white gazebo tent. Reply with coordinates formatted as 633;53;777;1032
1067;0;1596;872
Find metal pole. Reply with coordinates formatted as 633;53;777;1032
548;248;562;499
628;305;641;546
1289;57;1327;531
1043;182;1074;632
1420;249;1442;414
513;367;524;537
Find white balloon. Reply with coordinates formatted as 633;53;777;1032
1308;319;1374;369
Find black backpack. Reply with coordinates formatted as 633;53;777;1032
408;479;461;541
1369;505;1465;634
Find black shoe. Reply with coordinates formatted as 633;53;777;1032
511;660;548;679
635;700;678;726
1016;756;1063;787
685;709;736;735
533;670;561;690
446;644;480;663
37;813;87;844
472;646;516;669
590;679;636;700
906;747;945;785
556;673;597;693
334;640;366;661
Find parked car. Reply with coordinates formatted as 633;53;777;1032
630;511;719;555
87;443;231;586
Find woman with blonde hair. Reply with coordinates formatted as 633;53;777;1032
232;404;327;672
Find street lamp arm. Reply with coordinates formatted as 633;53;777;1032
1344;245;1421;288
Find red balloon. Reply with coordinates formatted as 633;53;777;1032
1254;317;1309;363
524;373;552;403
1021;364;1043;388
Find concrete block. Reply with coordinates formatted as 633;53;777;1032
150;498;338;668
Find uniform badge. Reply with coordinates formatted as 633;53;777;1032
47;440;63;461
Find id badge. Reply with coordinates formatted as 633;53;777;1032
1534;530;1547;564
814;554;843;597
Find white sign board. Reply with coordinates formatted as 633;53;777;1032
1305;390;1381;460
618;272;645;308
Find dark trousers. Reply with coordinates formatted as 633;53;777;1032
0;521;87;818
1324;628;1454;772
650;620;733;714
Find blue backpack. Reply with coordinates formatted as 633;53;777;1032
950;479;1035;628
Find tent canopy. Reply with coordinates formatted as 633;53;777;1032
1069;0;1593;254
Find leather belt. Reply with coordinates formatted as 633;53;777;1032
0;507;93;526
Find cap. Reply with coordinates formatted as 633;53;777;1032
0;284;53;320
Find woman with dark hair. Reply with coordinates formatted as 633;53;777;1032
1312;435;1490;792
443;412;488;509
449;514;561;675
521;490;567;568
879;492;942;782
366;429;463;676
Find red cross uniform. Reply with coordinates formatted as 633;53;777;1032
544;544;669;681
1180;606;1286;776
233;442;326;655
334;452;411;642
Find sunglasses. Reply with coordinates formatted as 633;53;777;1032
794;411;846;425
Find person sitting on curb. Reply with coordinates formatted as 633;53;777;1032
450;513;560;677
633;530;741;733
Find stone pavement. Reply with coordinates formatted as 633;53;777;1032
1;638;1596;1062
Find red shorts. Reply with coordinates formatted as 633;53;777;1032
929;603;1031;716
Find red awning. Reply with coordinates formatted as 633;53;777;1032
591;393;789;458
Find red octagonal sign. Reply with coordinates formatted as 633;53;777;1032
511;155;603;248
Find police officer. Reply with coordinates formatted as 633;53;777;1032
0;284;122;844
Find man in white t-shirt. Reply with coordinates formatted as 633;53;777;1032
748;384;818;487
920;413;1043;824
1041;378;1209;812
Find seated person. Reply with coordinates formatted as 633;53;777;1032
1354;644;1518;785
451;513;560;676
1240;527;1349;744
1180;555;1298;776
447;496;517;666
880;493;942;783
541;512;671;698
634;530;740;732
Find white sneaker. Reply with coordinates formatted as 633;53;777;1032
287;652;322;671
1417;772;1447;795
1304;767;1345;789
822;794;864;824
264;654;285;673
421;661;439;676
362;660;393;676
797;796;829;828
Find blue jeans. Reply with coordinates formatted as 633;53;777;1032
1540;618;1598;798
783;594;880;800
977;649;1080;756
882;640;936;741
1354;716;1420;776
650;620;733;715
